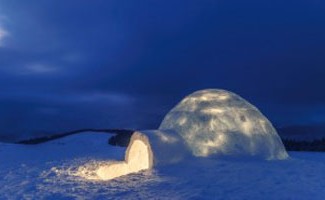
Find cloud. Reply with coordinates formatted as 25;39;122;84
23;63;58;74
0;17;9;46
76;92;135;105
0;27;7;44
0;63;60;76
0;91;135;105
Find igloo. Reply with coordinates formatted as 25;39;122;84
95;89;288;181
159;89;288;160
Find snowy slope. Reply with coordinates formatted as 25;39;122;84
1;132;325;199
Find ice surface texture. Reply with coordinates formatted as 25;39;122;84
159;89;288;160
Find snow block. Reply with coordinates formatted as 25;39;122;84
159;89;288;160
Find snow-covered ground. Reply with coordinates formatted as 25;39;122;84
1;132;325;200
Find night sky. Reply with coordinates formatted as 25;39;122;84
0;0;325;140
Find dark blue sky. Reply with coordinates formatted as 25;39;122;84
0;0;325;139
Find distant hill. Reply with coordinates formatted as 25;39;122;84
15;128;134;145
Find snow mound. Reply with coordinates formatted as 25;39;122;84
159;89;288;160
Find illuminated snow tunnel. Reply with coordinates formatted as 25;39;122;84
159;89;288;160
96;132;153;180
96;130;189;180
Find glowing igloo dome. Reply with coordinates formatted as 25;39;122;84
159;89;288;160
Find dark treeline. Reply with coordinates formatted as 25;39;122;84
283;138;325;152
16;129;135;145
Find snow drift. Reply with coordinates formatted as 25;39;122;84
159;89;288;160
